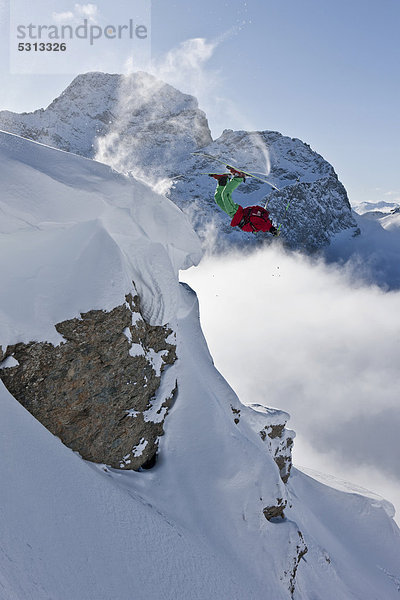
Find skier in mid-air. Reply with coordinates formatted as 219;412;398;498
209;166;279;235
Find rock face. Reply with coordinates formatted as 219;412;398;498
0;72;357;252
0;293;177;470
266;177;356;250
170;129;358;251
263;500;287;521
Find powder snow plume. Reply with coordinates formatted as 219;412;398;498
95;35;272;184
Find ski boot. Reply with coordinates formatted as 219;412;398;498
209;173;230;186
269;225;281;237
226;165;246;181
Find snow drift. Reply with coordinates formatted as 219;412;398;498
0;128;202;338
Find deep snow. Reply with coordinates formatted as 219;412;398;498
0;129;202;345
0;380;263;600
1;130;400;600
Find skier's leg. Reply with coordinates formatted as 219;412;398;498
214;185;227;213
221;177;243;218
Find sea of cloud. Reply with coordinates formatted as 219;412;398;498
181;245;400;523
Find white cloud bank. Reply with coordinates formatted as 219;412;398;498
182;245;400;521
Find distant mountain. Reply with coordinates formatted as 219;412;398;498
0;72;357;252
380;207;400;231
352;200;400;216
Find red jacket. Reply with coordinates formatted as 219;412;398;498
230;205;274;233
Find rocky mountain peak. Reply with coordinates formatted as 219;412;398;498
0;71;357;250
0;71;213;167
171;128;357;251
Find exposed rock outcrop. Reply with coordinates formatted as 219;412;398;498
285;530;308;598
0;293;177;470
232;402;294;484
263;498;287;521
265;177;357;250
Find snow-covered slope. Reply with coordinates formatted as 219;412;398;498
0;380;260;600
1;131;400;600
380;207;400;231
352;200;400;216
325;209;400;289
0;128;206;470
351;200;400;233
0;72;356;252
0;129;202;338
288;469;400;599
0;130;298;598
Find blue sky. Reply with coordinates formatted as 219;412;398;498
0;0;399;205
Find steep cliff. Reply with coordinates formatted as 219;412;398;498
1;295;177;470
0;128;304;598
0;128;201;471
1;130;399;600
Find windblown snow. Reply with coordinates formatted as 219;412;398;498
1;130;400;600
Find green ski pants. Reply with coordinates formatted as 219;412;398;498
214;177;243;218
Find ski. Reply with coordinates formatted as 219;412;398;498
192;151;281;191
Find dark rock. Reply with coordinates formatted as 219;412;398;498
266;424;285;439
0;293;177;470
231;405;241;425
274;441;294;484
288;531;308;597
263;498;287;521
259;424;294;483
